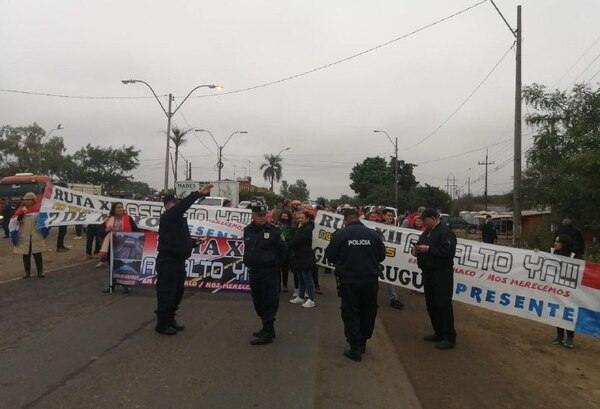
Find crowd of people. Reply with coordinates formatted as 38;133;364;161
5;189;589;356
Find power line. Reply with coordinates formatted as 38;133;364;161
554;32;600;87
416;138;512;166
567;49;600;88
0;1;488;101
402;41;515;151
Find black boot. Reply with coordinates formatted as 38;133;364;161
250;321;275;345
170;317;185;331
360;339;367;354
252;322;277;338
155;317;177;335
343;341;362;362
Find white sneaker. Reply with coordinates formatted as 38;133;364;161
302;299;315;308
289;296;304;304
74;236;83;240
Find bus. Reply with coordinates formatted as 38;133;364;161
0;173;51;210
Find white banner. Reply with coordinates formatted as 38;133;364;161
38;184;252;232
313;211;600;338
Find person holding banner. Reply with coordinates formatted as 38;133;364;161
244;203;288;345
10;192;49;278
154;184;213;335
550;234;577;348
99;202;140;293
325;207;386;362
412;208;457;350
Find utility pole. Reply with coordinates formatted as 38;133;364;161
478;149;495;211
445;173;457;200
513;5;523;246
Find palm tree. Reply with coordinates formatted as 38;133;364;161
260;154;284;191
170;126;191;182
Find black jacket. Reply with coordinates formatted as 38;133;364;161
288;222;316;272
554;225;585;257
157;191;206;259
324;220;386;283
416;222;457;271
481;222;497;244
243;222;288;269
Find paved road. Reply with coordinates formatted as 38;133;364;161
0;262;421;409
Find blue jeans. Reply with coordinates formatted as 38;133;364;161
298;270;315;300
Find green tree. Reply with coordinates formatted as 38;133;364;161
71;144;140;191
349;157;393;199
287;179;310;201
408;184;452;213
522;83;600;228
260;153;284;191
169;126;191;182
0;123;69;177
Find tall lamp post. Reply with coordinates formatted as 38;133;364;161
374;130;398;211
276;147;291;157
196;129;248;181
121;79;222;192
39;124;63;173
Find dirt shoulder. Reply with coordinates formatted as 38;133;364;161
378;287;600;409
0;226;92;282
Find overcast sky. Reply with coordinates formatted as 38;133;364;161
2;0;600;200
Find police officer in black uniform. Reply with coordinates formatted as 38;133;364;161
243;203;287;345
412;208;457;350
154;183;213;335
325;208;386;362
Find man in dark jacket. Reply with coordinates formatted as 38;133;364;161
325;208;386;362
244;204;288;345
154;183;213;335
481;215;498;244
412;208;457;350
554;218;585;259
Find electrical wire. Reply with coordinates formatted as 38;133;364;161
554;32;600;87
402;41;515;151
0;1;488;101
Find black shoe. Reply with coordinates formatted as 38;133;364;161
434;339;456;350
390;300;404;309
250;333;273;345
23;272;31;279
155;326;177;335
423;334;443;342
360;339;367;354
343;348;362;362
170;319;185;331
56;247;69;252
252;328;266;337
123;286;131;294
37;273;45;278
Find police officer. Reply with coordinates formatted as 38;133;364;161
325;207;386;362
412;208;457;350
154;183;213;335
243;203;287;345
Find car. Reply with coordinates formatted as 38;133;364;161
195;196;229;206
238;200;251;209
441;216;479;233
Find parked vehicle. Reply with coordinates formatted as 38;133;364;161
195;196;229;206
441;215;479;233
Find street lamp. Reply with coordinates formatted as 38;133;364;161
195;129;248;181
374;130;398;212
39;124;63;174
121;79;222;192
276;147;291;157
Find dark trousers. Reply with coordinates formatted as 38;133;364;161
423;268;456;342
280;260;289;289
75;224;83;237
557;327;575;339
56;225;67;249
312;265;320;288
155;255;187;319
339;280;379;343
23;240;43;274
249;267;280;324
2;221;8;237
86;224;102;255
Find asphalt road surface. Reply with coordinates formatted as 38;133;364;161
0;262;420;409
